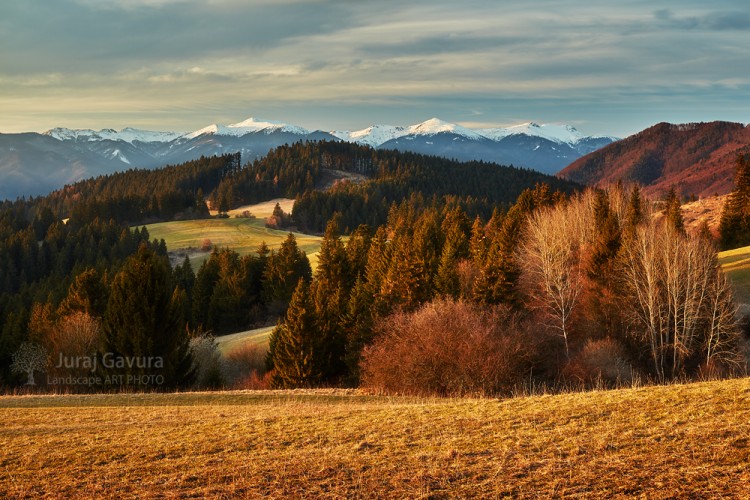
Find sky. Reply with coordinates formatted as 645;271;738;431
1;0;749;138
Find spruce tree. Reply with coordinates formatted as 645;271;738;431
342;276;374;385
262;233;312;314
588;191;622;281
472;200;526;305
58;268;108;318
663;187;685;234
719;155;750;250
363;226;392;317
269;279;324;388
101;245;194;389
345;224;372;281
311;216;351;380
469;215;488;265
435;243;461;298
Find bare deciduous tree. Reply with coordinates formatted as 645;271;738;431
518;203;587;358
619;222;741;379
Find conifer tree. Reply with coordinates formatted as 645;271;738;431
58;268;109;318
411;209;443;295
435;243;461;298
469;215;488;265
363;227;392;316
345;224;372;281
441;206;471;260
191;251;220;329
342;276;374;384
588;191;622;281
625;184;644;231
381;232;429;311
269;279;324;388
262;233;312;314
719;155;750;250
472;199;528;305
311;216;351;380
101;245;194;389
663;187;685;234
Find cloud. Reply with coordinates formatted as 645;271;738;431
1;0;750;137
655;8;750;31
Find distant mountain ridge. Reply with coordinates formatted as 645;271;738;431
559;121;750;198
0;116;615;200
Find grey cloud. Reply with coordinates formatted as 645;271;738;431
654;8;750;31
359;34;527;58
0;1;360;73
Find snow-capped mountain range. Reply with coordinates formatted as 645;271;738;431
0;116;616;200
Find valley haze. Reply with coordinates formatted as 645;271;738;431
0;116;615;200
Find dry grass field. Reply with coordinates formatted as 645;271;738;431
2;378;750;498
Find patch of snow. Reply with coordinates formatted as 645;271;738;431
110;149;131;164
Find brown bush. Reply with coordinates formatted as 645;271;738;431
360;299;535;397
41;312;101;392
564;337;634;387
233;370;273;390
223;342;268;387
200;238;213;252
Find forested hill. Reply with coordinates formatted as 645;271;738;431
38;153;242;227
24;141;579;232
211;141;581;233
559;121;750;198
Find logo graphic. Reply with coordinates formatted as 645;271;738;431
11;342;48;385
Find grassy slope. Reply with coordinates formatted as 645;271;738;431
2;378;750;497
719;245;750;305
214;326;274;355
144;198;323;270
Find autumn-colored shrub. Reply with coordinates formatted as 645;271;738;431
189;334;225;389
360;299;535;397
223;342;267;387
564;337;634;387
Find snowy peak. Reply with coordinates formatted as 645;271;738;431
331;124;406;147
109;128;183;143
334;118;608;146
227;117;309;135
45;127;182;144
479;122;585;144
182;124;226;140
44;117;614;148
45;127;98;141
182;117;310;139
406;118;485;140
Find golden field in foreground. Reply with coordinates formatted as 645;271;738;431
1;379;749;498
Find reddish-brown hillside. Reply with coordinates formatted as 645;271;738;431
558;121;750;198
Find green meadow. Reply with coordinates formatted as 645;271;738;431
143;199;324;270
719;245;750;305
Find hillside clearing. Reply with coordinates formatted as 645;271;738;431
215;326;274;355
209;198;295;219
144;210;322;270
719;245;750;305
2;378;750;497
680;194;726;236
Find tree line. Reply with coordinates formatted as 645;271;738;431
268;183;745;393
